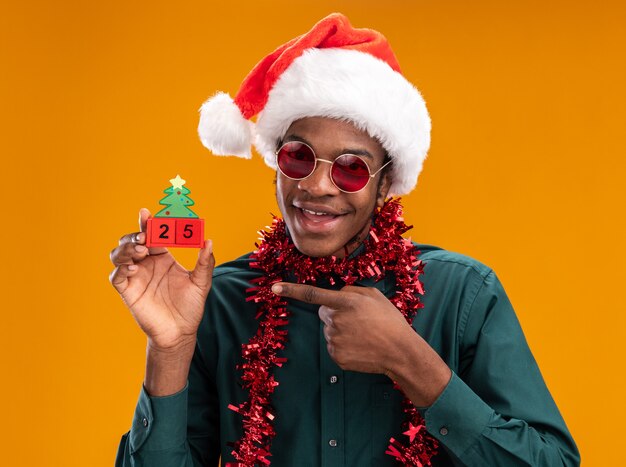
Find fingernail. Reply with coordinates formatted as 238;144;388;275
135;245;146;253
271;284;283;294
128;265;138;271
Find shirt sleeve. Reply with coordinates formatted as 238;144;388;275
115;343;221;467
420;271;580;466
115;385;195;466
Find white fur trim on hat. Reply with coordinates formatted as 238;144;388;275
198;92;253;159
254;48;431;195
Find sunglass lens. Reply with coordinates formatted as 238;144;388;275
331;154;370;192
277;142;316;179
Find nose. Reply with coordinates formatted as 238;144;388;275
297;159;341;196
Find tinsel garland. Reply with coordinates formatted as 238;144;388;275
225;198;439;466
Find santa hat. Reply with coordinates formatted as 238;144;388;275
198;13;430;195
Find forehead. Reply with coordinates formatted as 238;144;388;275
283;117;386;158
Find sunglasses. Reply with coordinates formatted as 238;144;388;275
275;141;392;193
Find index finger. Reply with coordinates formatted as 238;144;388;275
138;208;151;232
271;282;348;308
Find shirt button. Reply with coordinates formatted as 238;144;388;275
329;439;338;447
329;375;338;384
439;427;449;436
142;417;149;428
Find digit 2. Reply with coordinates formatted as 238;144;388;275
159;224;169;239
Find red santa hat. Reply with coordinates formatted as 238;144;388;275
198;13;430;195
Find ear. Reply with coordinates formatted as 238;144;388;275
375;171;392;208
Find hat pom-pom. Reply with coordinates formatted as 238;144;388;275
198;92;252;158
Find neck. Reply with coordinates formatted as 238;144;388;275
338;218;373;259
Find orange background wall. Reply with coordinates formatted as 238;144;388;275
1;1;624;465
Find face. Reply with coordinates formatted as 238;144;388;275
276;117;392;258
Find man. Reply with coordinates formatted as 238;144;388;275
111;14;579;466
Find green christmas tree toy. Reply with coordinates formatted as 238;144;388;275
146;175;205;248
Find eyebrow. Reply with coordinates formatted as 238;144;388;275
281;134;375;160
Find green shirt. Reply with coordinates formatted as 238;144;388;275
116;244;579;466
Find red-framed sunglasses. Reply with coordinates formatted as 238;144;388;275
275;141;392;193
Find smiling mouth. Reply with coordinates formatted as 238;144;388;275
301;208;337;217
298;207;340;221
294;206;346;228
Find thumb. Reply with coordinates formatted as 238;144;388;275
190;239;215;292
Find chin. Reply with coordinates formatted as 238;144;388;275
292;237;343;258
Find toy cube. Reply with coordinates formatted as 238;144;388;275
146;218;177;247
175;218;204;247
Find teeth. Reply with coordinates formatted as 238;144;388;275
303;208;332;216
